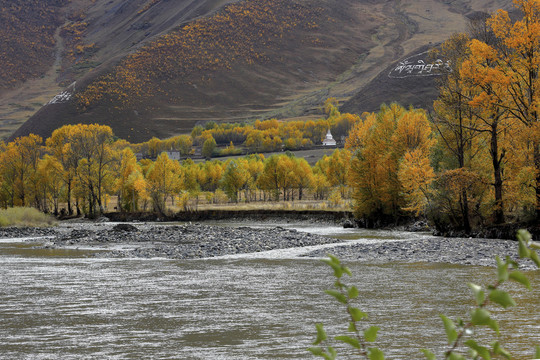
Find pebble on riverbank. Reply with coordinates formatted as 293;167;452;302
2;222;537;269
43;223;342;259
304;236;538;270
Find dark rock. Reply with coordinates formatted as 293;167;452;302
343;219;355;228
405;220;430;232
112;223;138;232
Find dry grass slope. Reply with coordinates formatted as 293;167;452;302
0;0;68;90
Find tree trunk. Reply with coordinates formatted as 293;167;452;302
461;189;471;233
491;125;504;224
535;144;540;219
67;180;73;215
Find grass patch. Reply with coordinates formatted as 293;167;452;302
0;207;57;227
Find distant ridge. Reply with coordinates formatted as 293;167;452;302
3;0;512;142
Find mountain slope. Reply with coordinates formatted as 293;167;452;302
4;0;512;142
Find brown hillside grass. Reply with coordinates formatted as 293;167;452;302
0;0;68;90
5;0;512;142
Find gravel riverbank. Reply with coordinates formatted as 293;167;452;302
39;222;342;259
304;235;538;269
0;222;537;269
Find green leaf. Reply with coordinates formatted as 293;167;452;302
420;349;436;360
468;283;485;306
530;241;540;250
509;270;531;290
530;250;540;267
335;335;361;349
349;307;368;322
535;345;540;359
518;238;531;258
505;256;519;269
327;347;337;359
471;308;492;326
465;339;491;360
489;289;516;308
496;256;509;282
348;286;359;299
368;347;385;360
343;266;352;277
488;319;499;335
348;321;357;332
440;315;457;344
314;323;327;345
364;326;379;342
517;230;531;244
327;254;341;264
325;290;347;304
323;259;343;278
448;352;467;360
308;347;324;356
492;341;511;359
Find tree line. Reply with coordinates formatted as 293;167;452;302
132;101;357;158
3;1;540;232
0;123;353;218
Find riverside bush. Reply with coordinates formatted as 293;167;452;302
310;230;540;360
0;207;57;227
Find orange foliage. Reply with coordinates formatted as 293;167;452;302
61;21;96;64
76;0;322;109
0;0;68;88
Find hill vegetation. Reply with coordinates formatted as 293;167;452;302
2;0;512;144
0;0;68;90
77;0;322;110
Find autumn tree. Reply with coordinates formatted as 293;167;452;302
202;136;217;160
221;160;249;202
431;33;481;232
326;149;351;197
36;155;65;214
146;153;182;214
116;148;147;212
0;134;43;207
346;104;435;225
465;0;540;218
69;124;115;217
46;125;82;215
294;157;314;201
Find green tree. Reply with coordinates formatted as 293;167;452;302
221;160;249;202
202;136;217;159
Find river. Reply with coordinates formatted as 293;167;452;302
0;223;538;359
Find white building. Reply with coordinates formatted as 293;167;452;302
322;129;336;146
164;151;181;160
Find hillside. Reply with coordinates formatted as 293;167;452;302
3;0;511;142
0;0;68;89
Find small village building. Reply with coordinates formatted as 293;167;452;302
164;151;181;160
322;129;336;146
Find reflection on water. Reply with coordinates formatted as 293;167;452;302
0;229;539;359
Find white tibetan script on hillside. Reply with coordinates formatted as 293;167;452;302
388;51;451;79
47;82;76;105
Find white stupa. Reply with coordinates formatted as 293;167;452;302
322;129;336;146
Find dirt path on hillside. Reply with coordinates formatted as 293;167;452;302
0;22;68;140
274;0;414;117
282;0;470;118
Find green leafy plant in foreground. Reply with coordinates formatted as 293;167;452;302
310;230;540;360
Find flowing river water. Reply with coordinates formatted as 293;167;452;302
0;223;539;359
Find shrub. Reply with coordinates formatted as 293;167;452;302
327;189;343;208
0;207;57;227
310;230;540;359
